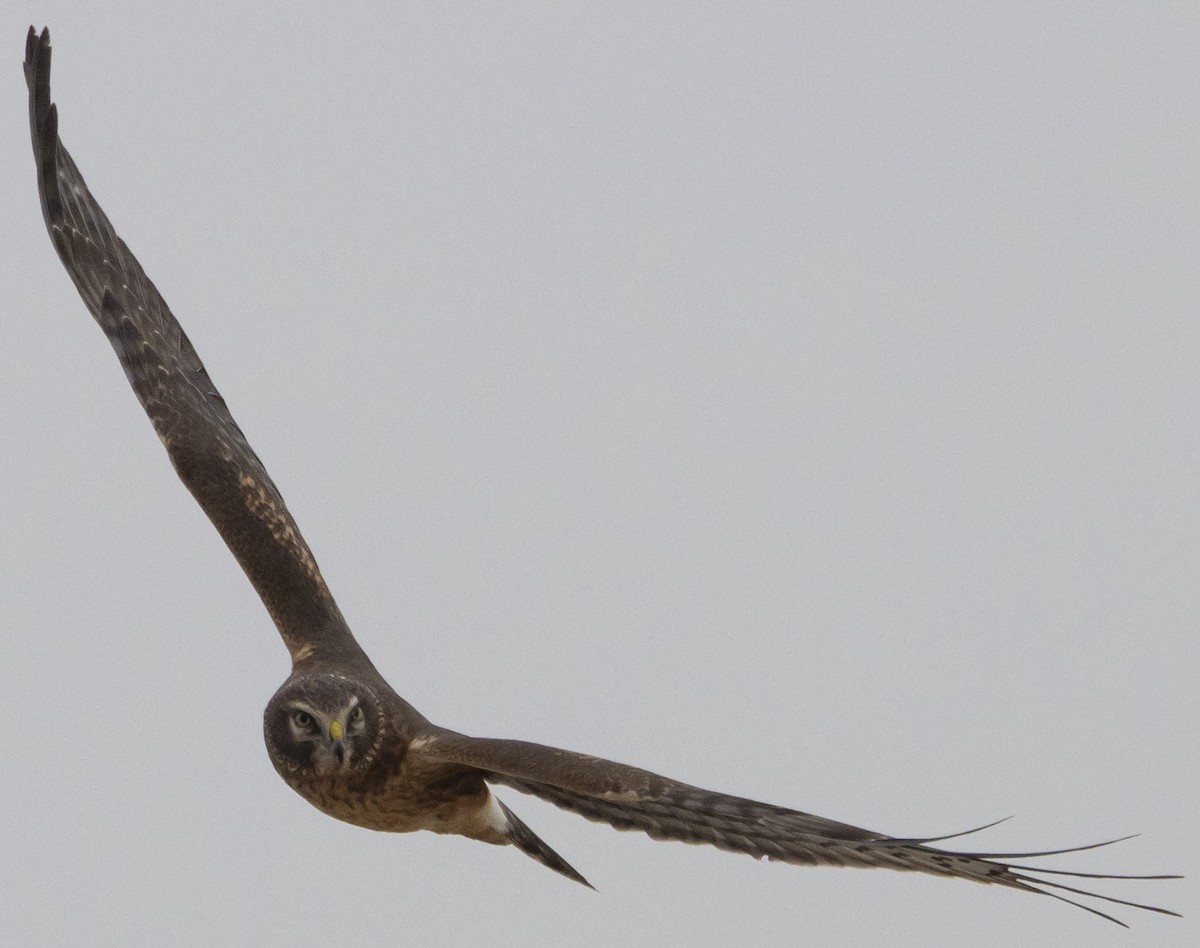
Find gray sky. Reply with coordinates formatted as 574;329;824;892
2;3;1195;946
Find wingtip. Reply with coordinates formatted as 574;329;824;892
25;26;53;125
24;26;50;80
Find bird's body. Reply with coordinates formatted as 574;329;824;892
277;730;497;843
261;670;508;849
24;25;1178;928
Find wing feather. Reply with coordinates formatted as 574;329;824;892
25;27;360;664
415;730;1179;925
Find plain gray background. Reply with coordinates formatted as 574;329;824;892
2;3;1195;946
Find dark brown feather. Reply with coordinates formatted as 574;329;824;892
24;27;360;665
415;731;1180;926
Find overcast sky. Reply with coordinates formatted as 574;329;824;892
2;3;1196;946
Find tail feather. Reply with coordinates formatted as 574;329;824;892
496;798;594;890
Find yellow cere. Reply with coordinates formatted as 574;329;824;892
329;720;345;741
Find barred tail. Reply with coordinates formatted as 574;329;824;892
496;798;594;890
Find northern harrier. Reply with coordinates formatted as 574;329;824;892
24;27;1178;927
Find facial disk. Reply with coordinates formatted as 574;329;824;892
265;676;380;776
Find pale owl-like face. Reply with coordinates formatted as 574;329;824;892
264;675;383;777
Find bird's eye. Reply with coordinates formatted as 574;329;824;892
293;710;314;729
350;706;364;723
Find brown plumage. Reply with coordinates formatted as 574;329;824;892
25;25;1179;928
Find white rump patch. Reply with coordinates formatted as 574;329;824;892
483;791;509;835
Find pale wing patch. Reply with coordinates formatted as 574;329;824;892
236;469;326;589
600;790;642;802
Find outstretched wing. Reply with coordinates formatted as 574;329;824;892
25;27;361;666
415;730;1180;926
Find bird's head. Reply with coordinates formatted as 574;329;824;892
264;673;384;778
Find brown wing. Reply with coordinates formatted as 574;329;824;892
415;729;1180;926
25;27;363;666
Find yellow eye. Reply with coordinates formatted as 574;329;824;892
293;710;314;729
350;706;364;723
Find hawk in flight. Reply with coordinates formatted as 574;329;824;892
24;27;1178;928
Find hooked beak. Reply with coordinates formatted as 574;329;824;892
329;719;346;766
